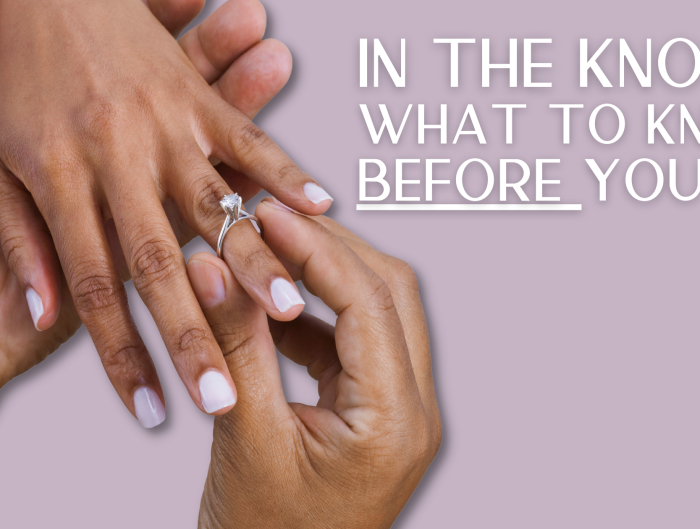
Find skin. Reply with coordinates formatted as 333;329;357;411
0;0;325;419
189;201;442;528
0;3;442;515
0;0;296;411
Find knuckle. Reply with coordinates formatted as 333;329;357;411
244;0;267;40
99;343;143;379
230;122;271;160
366;274;395;314
386;257;420;295
1;232;25;272
71;268;123;315
241;244;274;275
387;417;434;473
430;419;443;460
126;78;158;115
275;163;299;184
78;96;127;142
218;329;257;371
190;173;227;221
308;355;341;384
404;421;428;452
240;122;266;143
176;325;210;357
35;142;83;187
412;424;433;464
130;236;182;291
169;68;200;100
213;325;254;355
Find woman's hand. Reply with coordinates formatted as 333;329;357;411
0;0;303;427
187;201;441;528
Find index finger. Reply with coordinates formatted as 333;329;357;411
254;199;419;409
202;97;334;217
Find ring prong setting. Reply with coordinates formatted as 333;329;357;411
217;193;264;258
220;193;241;222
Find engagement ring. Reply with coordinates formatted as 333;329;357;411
217;193;263;258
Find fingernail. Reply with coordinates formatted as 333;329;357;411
199;371;236;413
25;288;44;330
133;387;166;429
270;278;305;313
271;197;297;214
189;260;226;308
303;183;333;204
260;197;296;215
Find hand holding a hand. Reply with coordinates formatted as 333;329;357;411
187;202;441;528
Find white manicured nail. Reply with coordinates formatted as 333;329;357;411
270;278;305;313
133;387;166;429
199;371;236;413
303;183;333;204
26;288;44;330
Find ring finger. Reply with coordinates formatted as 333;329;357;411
169;146;305;321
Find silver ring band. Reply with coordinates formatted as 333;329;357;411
217;194;263;258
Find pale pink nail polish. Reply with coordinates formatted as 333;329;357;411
270;278;305;313
26;288;44;330
199;371;236;413
303;183;333;204
134;387;166;429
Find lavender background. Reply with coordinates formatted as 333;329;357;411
2;0;700;527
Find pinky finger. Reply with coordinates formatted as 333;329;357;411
0;165;61;331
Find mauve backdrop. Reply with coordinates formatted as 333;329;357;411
2;0;700;527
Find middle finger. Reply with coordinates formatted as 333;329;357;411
106;163;238;416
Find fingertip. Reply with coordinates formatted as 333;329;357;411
303;183;334;208
25;288;44;331
198;0;268;71
149;0;205;36
25;278;60;332
268;277;305;320
267;301;305;322
213;38;294;119
134;386;166;429
206;0;268;42
262;38;293;79
198;370;237;414
244;0;268;42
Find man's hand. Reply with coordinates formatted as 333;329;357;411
0;0;303;428
187;202;441;528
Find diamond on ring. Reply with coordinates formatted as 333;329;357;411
217;193;263;258
220;193;241;211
